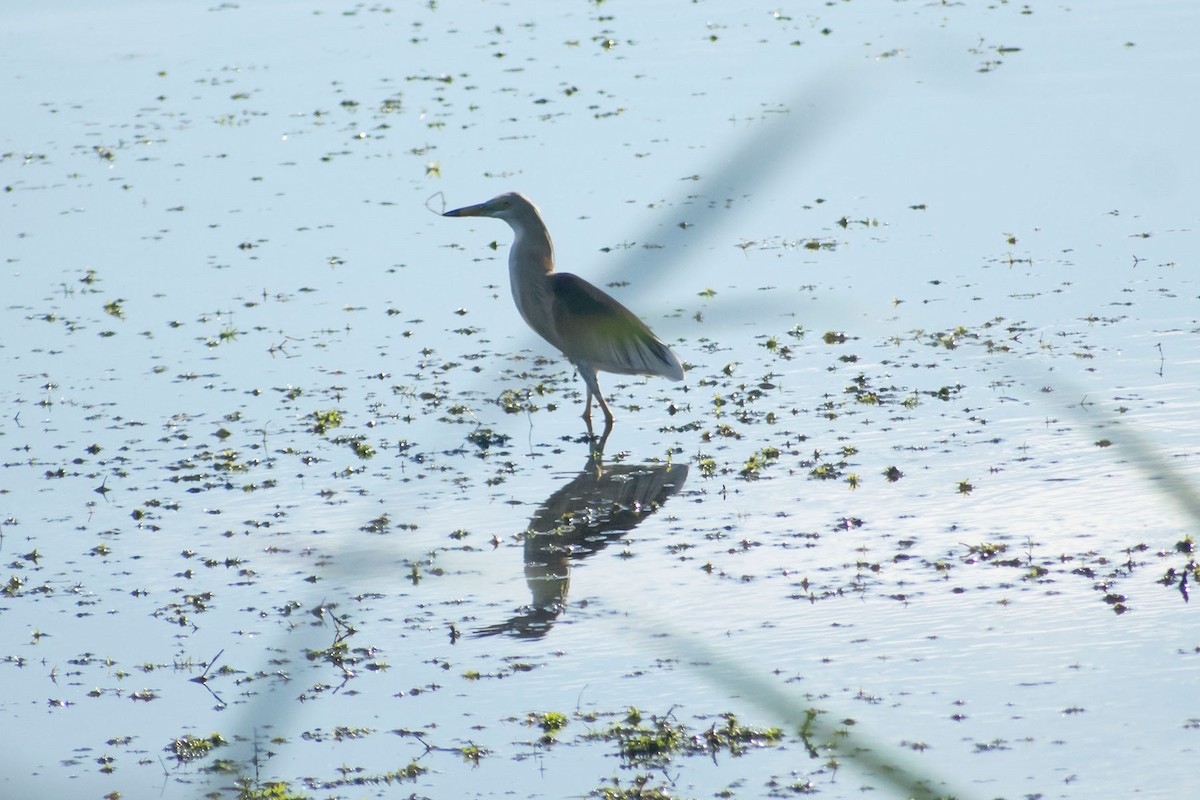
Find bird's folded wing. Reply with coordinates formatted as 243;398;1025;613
549;272;684;380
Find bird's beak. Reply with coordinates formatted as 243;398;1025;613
443;202;486;218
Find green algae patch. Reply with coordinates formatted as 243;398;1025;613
167;732;228;762
586;709;782;767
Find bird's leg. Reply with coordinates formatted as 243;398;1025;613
579;364;614;430
582;387;595;427
582;388;612;464
594;389;615;428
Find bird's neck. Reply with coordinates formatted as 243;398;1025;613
507;221;556;335
509;220;554;276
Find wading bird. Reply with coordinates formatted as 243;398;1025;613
443;192;684;432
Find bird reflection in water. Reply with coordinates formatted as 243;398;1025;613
474;451;688;639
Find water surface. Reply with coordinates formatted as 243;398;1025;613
3;1;1198;798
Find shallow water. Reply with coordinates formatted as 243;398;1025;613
3;1;1199;798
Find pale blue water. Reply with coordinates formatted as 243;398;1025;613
3;1;1199;798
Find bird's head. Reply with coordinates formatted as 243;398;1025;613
443;192;533;221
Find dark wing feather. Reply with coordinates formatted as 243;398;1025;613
548;273;683;380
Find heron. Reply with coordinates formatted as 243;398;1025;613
443;192;684;432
